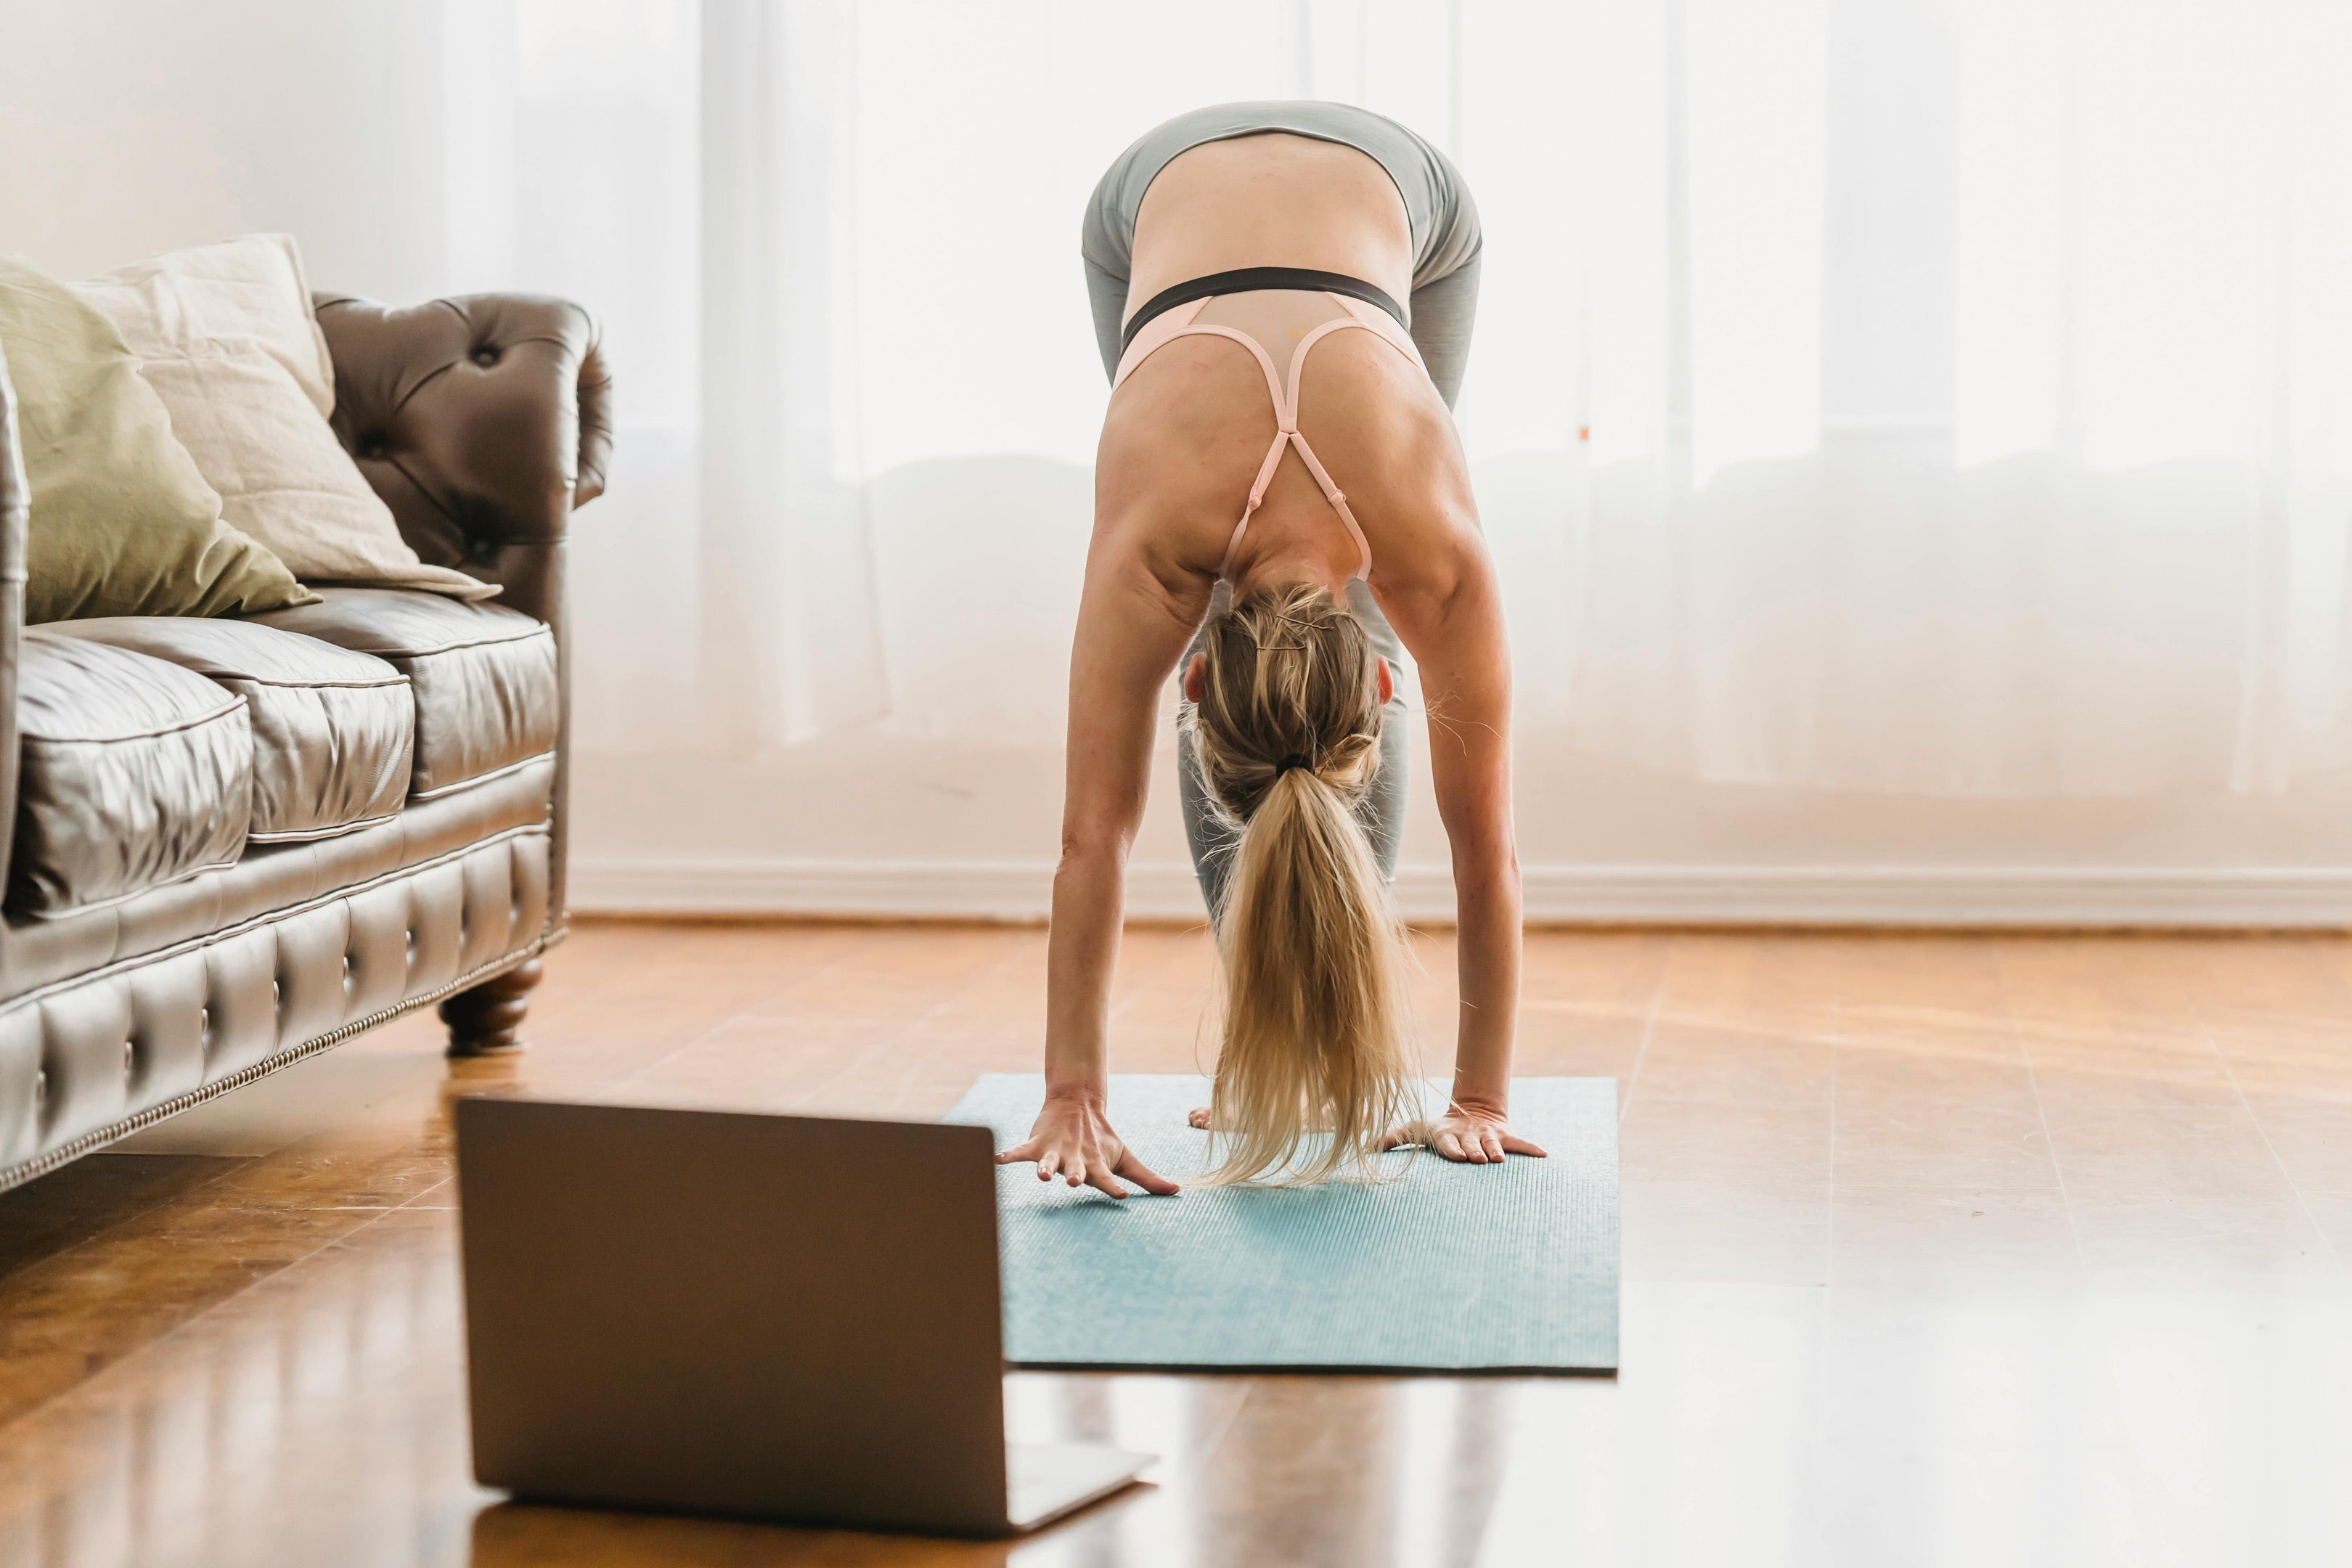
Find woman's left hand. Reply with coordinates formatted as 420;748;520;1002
1381;1104;1548;1164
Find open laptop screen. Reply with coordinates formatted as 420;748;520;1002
455;1098;1010;1535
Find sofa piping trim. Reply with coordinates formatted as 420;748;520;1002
13;852;251;925
18;691;250;745
247;809;405;846
197;671;411;690
408;750;555;802
1;820;550;1014
303;620;555;661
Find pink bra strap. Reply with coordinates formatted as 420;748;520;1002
1333;294;1427;369
1111;297;1212;390
1219;435;1292;576
1283;430;1375;581
1115;301;1289;405
1278;318;1386;579
1116;291;1426;584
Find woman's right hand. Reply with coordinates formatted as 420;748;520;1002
996;1092;1180;1199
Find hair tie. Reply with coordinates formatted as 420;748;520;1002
1275;754;1314;776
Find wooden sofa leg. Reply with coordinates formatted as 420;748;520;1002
441;957;543;1058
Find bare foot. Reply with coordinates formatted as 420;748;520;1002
1188;1106;1212;1130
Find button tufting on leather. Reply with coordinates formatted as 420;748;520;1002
4;282;602;1185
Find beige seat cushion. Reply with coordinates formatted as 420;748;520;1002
70;235;497;603
8;634;254;918
45;618;415;844
0;256;314;624
244;589;558;797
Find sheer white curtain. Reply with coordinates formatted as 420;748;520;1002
489;0;2352;799
1530;0;2352;795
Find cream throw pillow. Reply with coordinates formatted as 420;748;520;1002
71;234;498;602
0;256;316;622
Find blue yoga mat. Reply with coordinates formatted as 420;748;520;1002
946;1074;1618;1374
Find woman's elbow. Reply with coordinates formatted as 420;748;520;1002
1451;837;1521;894
1058;823;1134;870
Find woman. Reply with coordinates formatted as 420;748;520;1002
997;102;1540;1195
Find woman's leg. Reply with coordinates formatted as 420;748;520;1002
1348;578;1412;886
1181;581;1410;923
1407;250;1482;409
1177;713;1238;921
1083;255;1130;382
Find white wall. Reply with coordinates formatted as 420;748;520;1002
0;0;449;301
9;1;2352;926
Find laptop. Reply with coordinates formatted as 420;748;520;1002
452;1095;1151;1537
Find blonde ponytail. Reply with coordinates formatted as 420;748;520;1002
1186;583;1415;1183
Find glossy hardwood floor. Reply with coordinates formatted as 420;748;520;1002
1;920;2348;1567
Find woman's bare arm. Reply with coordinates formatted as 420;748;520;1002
1292;335;1535;1161
1374;534;1538;1161
995;537;1206;1198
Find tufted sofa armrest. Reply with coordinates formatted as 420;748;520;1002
310;291;610;627
0;345;27;905
311;290;610;931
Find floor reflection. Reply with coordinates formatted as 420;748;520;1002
465;1498;1024;1567
0;1209;475;1568
4;924;2352;1564
1003;1372;1572;1568
18;1244;2340;1567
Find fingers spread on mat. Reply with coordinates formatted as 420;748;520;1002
1501;1132;1550;1158
1116;1151;1180;1196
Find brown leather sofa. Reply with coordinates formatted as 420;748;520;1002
0;290;611;1193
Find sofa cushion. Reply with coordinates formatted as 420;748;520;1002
70;234;497;602
44;618;415;844
8;632;254;918
0;255;315;623
0;754;556;1009
244;588;557;797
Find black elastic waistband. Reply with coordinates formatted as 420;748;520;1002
1119;267;1408;352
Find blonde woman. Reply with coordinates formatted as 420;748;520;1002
998;102;1540;1196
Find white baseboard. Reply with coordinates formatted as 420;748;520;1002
568;857;2352;928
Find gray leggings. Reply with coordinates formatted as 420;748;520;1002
1179;580;1410;920
1081;101;1485;408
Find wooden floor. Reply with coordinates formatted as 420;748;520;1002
1;920;2348;1567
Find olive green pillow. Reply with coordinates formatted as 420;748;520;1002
0;256;315;622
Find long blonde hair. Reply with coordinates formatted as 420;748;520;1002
1185;581;1416;1183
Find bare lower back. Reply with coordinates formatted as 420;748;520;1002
1127;134;1414;317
